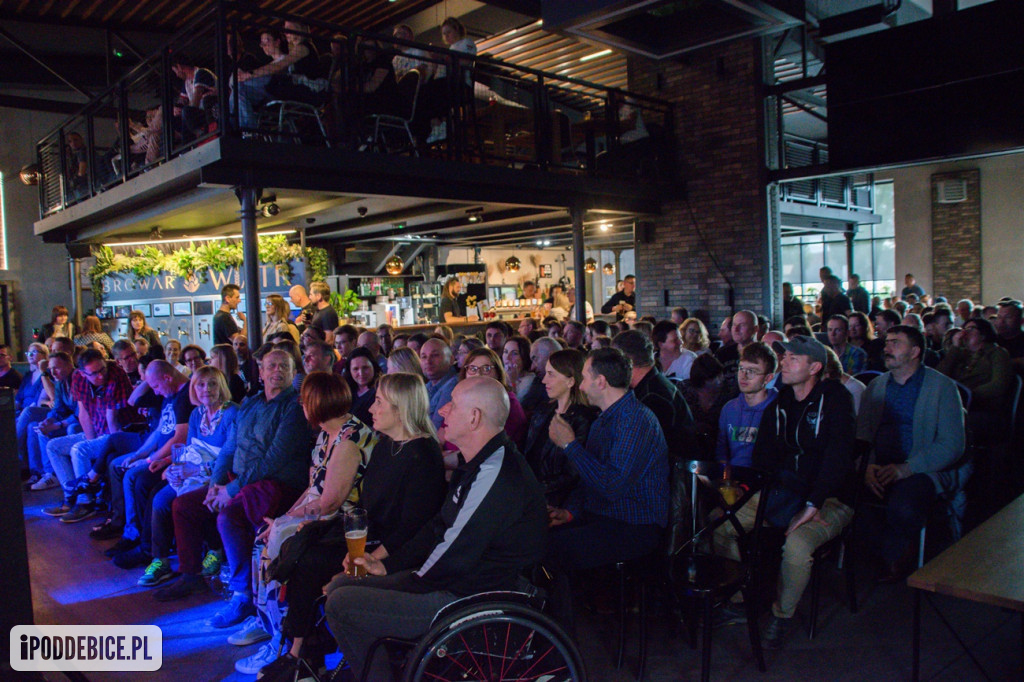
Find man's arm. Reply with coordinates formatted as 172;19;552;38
148;424;189;467
105;407;120;435
806;388;856;509
600;292;621;315
906;374;965;475
78;403;96;441
563;411;665;501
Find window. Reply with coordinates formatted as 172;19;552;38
780;181;896;302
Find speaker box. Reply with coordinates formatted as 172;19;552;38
66;243;92;259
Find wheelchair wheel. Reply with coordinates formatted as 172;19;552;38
404;601;587;682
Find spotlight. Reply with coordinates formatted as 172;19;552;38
385;255;404;275
466;208;484;223
505;256;521;272
19;163;41;186
603;262;615;275
600;222;610;232
261;203;280;218
584;258;597;274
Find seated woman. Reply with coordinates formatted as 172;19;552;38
455;347;528;447
209;344;248;404
654;320;697;380
345;347;379;426
938;317;1013;436
503;335;536;405
386;346;423;377
681;317;712;356
523;349;597;506
128;310;162;350
73;315;115;354
422;17;477;144
253;373;445;680
234;371;376;676
41;305;74;341
139;366;238;587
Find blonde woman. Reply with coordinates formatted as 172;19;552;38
386;346;424;377
262;294;300;343
681;317;712;355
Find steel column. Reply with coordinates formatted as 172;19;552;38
238;186;263;350
70;258;84;330
571;205;586;323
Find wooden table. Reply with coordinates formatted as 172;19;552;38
907;493;1024;680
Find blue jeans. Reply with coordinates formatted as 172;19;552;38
17;406;50;471
150;484;178;559
865;473;937;565
234;75;273;130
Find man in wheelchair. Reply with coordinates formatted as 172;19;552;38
322;376;548;680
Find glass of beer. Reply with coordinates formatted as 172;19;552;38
345;509;368;577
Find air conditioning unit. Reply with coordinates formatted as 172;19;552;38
936;179;968;204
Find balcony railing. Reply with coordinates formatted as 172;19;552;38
36;1;674;218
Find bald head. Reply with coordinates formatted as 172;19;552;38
419;338;453;381
761;330;785;346
289;285;310;307
439;376;509;458
357;330;380;355
731;310;759;347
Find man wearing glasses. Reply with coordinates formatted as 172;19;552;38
43;348;136;522
716;343;778;468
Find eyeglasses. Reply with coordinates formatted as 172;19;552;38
466;364;496;375
737;367;765;377
81;365;106;378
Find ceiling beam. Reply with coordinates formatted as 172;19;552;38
0;24;93;98
0;11;173;36
301;201;465;239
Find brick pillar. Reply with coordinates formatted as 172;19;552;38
931;169;981;302
628;40;769;325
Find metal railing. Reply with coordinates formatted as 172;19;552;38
36;0;674;218
780;137;874;212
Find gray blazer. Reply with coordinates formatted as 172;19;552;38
857;366;969;496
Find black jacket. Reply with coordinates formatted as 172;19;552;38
382;431;548;596
752;377;857;508
632;367;696;461
523;401;598;505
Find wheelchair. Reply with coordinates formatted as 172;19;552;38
292;589;587;682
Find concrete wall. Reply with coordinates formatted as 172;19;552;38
885;151;1024;303
0;106;85;356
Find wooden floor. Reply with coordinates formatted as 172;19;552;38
23;486;1021;682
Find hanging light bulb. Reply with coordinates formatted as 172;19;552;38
603;262;615;275
584;258;597;274
505;256;521;272
385;255;404;275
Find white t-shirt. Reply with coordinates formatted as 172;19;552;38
665;350;698;380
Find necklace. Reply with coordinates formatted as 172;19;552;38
390;437;413;457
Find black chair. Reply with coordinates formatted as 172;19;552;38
365;69;421;155
668;460;773;682
853;370;883;385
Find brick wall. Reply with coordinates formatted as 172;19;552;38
627;40;770;326
931;169;981;302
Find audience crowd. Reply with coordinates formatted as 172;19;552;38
11;272;1024;679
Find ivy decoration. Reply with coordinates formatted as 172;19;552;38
88;235;329;305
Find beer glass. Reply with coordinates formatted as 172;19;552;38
345;509;368;577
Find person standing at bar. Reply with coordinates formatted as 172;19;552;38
215;284;247;346
601;274;636;319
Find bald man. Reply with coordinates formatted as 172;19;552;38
716;309;760;397
323;376;547;680
288;285;316;331
357;330;387;373
420;338;458;429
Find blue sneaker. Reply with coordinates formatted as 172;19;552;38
209;593;255;629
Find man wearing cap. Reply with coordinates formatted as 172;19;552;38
750;335;856;649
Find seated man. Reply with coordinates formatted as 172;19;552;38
545;347;669;630
322;376;547;681
826;314;867;375
420;338;458;429
103;361;194;569
26;351;79;491
716;342;778;468
857;325;967;582
612;330;696;460
154;349;315;629
745;336;856;650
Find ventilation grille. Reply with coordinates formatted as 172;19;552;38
936;179;968;204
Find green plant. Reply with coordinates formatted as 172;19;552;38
330;289;362;321
87;238;328;306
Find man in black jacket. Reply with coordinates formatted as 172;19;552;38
751;335;856;650
323;376;547;680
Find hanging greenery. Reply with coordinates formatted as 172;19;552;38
89;235;329;305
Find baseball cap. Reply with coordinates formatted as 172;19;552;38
772;335;828;366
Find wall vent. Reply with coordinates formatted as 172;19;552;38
936;179;968;204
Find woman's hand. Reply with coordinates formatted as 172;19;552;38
255;517;275;544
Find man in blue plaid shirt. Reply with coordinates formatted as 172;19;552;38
545;347;669;630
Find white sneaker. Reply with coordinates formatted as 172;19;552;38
235;640;281;675
227;615;271;646
31;473;60;491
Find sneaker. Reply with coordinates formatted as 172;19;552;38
72;477;103;497
90;519;123;541
228;616;271;646
210;593;256;629
138;558;175;587
30;473;60;491
60;503;98;523
255;652;301;680
154;574;207;602
103;537;139;558
234;641;282;675
712;603;748;628
113;545;152;569
23;473;40;489
763;615;792;650
42;502;72;517
200;549;224;577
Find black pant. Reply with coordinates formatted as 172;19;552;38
282;543;348;639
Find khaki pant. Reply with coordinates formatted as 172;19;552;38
713;492;853;619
